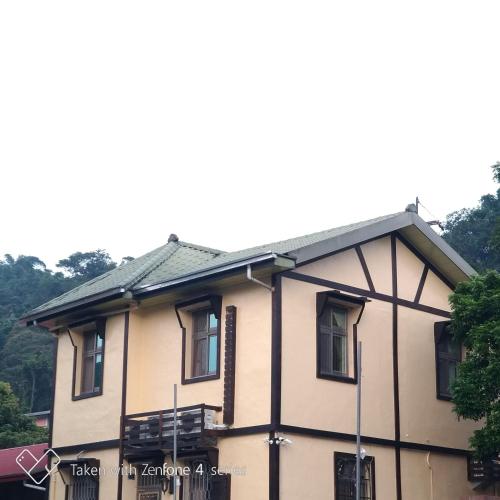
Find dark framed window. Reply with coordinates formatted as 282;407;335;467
192;309;219;378
70;475;98;500
319;304;348;376
176;295;222;385
70;319;106;401
334;452;375;500
81;330;104;394
435;321;461;400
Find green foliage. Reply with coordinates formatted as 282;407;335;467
0;250;121;413
493;161;500;183
56;249;116;282
443;165;500;272
0;381;47;448
442;190;500;272
450;271;500;458
0;327;54;413
0;254;70;348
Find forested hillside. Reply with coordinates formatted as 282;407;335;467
0;251;123;413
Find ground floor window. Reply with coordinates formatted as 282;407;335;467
181;461;230;500
70;475;98;500
136;462;163;500
334;452;375;500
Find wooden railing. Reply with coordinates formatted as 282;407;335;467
122;404;222;454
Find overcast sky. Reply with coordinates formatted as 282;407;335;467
1;1;498;270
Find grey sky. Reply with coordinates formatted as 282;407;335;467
0;1;498;270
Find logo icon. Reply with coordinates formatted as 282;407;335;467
16;447;61;485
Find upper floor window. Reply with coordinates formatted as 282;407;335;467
192;309;219;378
319;304;348;376
69;319;106;401
334;452;375;500
316;291;367;384
435;321;461;400
82;330;104;394
176;295;222;384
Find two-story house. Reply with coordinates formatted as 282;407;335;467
24;208;495;500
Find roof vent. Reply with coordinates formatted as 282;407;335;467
405;203;418;213
168;233;179;243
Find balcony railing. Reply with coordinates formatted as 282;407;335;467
122;404;222;455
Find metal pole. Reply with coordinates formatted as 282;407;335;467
356;341;362;500
173;383;178;500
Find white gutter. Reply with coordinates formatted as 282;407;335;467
246;264;275;292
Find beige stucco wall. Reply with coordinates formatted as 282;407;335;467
280;435;478;500
126;282;272;427
395;238;426;301
48;448;119;500
419;269;453;311
280;434;397;499
360;236;393;294
281;277;395;439
217;434;269;500
400;450;475;500
52;314;125;447
299;247;369;289
398;306;480;449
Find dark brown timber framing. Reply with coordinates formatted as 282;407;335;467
223;306;237;425
117;311;130;500
270;274;282;500
414;265;429;304
281;272;451;318
355;245;375;292
48;335;59;450
53;426;471;457
391;234;402;500
395;233;455;291
53;439;121;455
46;333;59;499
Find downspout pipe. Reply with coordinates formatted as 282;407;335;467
246;265;275;292
426;452;434;500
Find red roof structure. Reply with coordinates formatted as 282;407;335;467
0;443;48;483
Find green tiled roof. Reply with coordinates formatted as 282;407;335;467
27;212;403;318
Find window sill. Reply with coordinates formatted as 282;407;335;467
317;373;357;384
72;390;102;401
436;393;453;402
182;373;220;385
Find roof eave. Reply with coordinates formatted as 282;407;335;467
290;212;475;286
22;287;127;325
24;253;296;324
133;253;296;298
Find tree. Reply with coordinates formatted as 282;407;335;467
56;249;116;281
450;271;500;458
0;381;47;448
0;249;118;415
443;165;500;272
0;327;54;412
493;161;500;183
0;254;70;348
